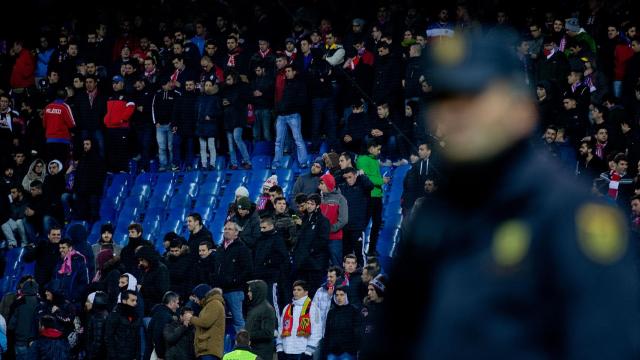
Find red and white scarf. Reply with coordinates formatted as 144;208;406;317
607;170;622;199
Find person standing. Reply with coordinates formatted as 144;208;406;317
196;80;222;170
105;290;141;360
43;89;75;164
246;280;277;360
221;70;252;170
275;280;322;360
318;173;348;266
185;287;226;360
338;168;374;266
104;75;135;173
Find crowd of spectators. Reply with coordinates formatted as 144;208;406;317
0;0;639;359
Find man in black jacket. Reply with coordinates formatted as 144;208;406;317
85;291;110;360
131;77;155;171
105;290;141;360
253;216;289;308
73;138;106;222
338;168;374;266
308;56;338;152
71;74;107;157
292;194;330;297
166;239;192;300
147;291;180;360
136;246;170;316
213;220;253;332
172;78;199;171
23;226;62;289
163;306;196;360
120;223;153;278
152;77;181;171
250;62;275;141
401;142;436;214
193;241;216;286
186;212;213;256
272;65;309;169
9;279;40;358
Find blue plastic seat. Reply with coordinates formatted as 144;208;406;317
182;171;202;185
160;217;183;237
195;194;217;208
123;195;145;209
147;194;168;209
281;155;292;169
155;172;177;186
169;192;192;209
130;183;152;199
204;171;223;184
251;141;273;156
275;169;294;183
143;207;165;222
193;205;213;224
99;203;116;223
134;172;153;186
199;181;222;197
251;169;271;183
227;170;249;187
383;201;402;218
88;221;107;244
114;232;129;246
167;207;188;222
251;155;271;169
215;157;226;171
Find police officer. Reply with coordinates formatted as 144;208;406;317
380;31;640;359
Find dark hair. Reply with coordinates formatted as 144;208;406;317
364;264;380;278
199;241;214;250
164;231;178;243
30;179;43;189
169;239;183;249
235;329;251;346
284;64;296;72
9;183;24;193
292;280;309;291
188;213;203;225
49;225;62;234
545;125;558;133
580;140;594;151
295;193;308;204
327;265;343;277
162;291;179;304
343;167;357;175
343;254;357;262
172;54;184;62
631;194;640;203
55;89;67;99
269;185;283;195
259;215;275;225
122;290;137;302
335;284;348;294
59;238;73;246
274;196;287;205
307;194;321;205
128;223;143;234
366;138;381;149
179;306;194;316
614;153;628;164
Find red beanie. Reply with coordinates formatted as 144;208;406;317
320;173;336;192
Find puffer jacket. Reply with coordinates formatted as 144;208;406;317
164;318;195;360
105;303;141;360
190;290;225;358
85;292;110;360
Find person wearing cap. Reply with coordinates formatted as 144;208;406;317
342;18;366;56
360;275;386;359
318;173;348;266
285;37;298;64
385;31;640;359
104;74;136;173
293;157;323;196
564;18;597;56
230;196;261;251
43;88;76;164
91;223;122;260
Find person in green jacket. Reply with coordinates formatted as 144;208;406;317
223;330;260;360
356;138;390;256
245;280;276;360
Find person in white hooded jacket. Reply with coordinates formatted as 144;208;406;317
117;273;145;318
276;280;322;360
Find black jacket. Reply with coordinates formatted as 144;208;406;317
372;53;403;104
213;239;253;293
137;247;170;315
163;318;195;360
231;209;261;251
252;229;289;285
23;239;60;289
148;304;176;359
105;304;141;360
342;112;369;141
339;175;374;231
276;76;308;115
307;59;333;98
166;252;192;299
72;91;108;132
404;56;424;99
187;227;214;256
120;236;153;277
42;172;66;221
196;93;222;138
246;280;276;360
401;158;434;211
193;253;216;286
152;89;181;125
8;280;40;344
250;75;275;110
85;292;110;360
172;89;199;136
325;299;362;355
74;146;106;196
221;81;251;131
293;210;330;272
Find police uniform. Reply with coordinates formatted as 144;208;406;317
380;32;640;360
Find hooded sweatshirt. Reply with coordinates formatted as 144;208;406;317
21;159;46;190
319;173;349;240
324;290;361;355
246;280;277;360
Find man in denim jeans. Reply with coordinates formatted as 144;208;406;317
213;221;253;332
250;63;274;141
272;65;309;169
152;77;181;171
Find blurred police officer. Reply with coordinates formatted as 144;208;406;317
380;31;640;359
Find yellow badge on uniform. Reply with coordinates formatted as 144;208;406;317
492;220;531;267
576;204;627;264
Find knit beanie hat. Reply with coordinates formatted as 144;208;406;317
370;275;386;297
320;173;336;192
565;18;580;32
100;223;114;235
235;186;250;198
262;175;278;192
192;284;212;300
237;196;253;210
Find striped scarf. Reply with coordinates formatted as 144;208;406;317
282;297;312;337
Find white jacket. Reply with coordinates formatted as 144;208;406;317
276;295;322;355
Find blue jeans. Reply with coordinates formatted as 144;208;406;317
274;114;307;166
223;291;245;332
173;134;195;167
328;240;342;267
15;344;36;360
253;109;272;141
327;353;355;360
226;128;251;166
156;124;174;168
311;97;338;151
134;124;154;171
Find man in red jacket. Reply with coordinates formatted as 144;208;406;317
9;40;36;92
318;173;349;266
43;89;75;164
104;75;136;172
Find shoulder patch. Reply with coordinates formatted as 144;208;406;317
492;220;531;267
576;203;627;265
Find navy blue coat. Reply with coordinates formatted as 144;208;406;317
196;93;222;138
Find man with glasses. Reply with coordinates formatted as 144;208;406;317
528;23;544;61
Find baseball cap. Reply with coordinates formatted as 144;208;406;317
112;75;125;83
